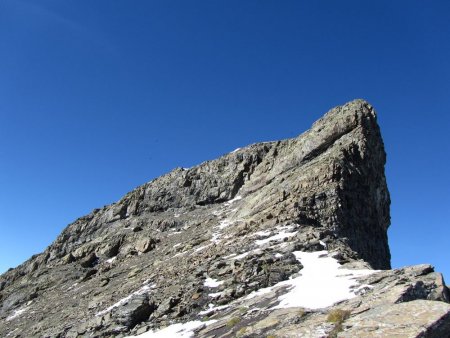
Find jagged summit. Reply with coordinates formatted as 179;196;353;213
1;100;449;337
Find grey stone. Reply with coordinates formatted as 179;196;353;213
99;237;123;258
112;294;155;329
80;252;98;268
154;296;180;318
0;100;447;337
135;237;158;254
340;300;450;337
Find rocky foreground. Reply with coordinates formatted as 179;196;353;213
1;100;449;337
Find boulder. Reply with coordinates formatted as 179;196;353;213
112;294;156;329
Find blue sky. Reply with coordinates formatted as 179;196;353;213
0;1;449;279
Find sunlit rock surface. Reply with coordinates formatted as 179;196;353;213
1;100;448;337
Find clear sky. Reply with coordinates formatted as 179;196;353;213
1;1;449;280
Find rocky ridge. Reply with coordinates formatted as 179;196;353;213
0;99;449;337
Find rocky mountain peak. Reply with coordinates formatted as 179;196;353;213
1;100;449;338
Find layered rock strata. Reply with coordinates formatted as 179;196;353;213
1;100;448;338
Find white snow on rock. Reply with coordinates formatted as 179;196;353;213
204;277;224;288
212;209;223;216
254;230;272;237
244;285;275;300
199;303;230;315
211;217;241;243
274;251;374;309
193;244;212;253
66;282;79;291
105;256;117;264
6;307;28;321
231;249;259;260
96;283;156;316
229;248;265;261
255;230;297;246
233;251;251;260
125;320;217;338
218;219;232;229
224;195;242;205
173;251;188;258
211;232;221;244
208;291;224;298
245;251;375;309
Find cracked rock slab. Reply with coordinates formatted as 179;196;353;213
340;300;450;338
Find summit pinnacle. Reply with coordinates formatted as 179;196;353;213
1;100;449;338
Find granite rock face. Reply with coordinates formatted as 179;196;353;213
0;100;448;337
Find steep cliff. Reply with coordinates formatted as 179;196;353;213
1;100;448;338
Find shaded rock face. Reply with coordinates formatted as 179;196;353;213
0;99;447;337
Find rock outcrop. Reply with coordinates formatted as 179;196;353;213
0;99;448;337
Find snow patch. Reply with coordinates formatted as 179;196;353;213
199;303;230;315
233;251;251;260
243;251;375;309
212;209;223;216
254;230;271;237
96;283;156;316
244;286;274;300
125;320;217;338
273;251;373;309
231;249;262;261
218;219;232;229
280;251;374;309
67;282;79;291
173;251;187;258
106;256;117;264
224;195;242;205
255;230;297;246
193;244;212;253
211;232;221;244
204;277;224;288
6;307;28;321
208;291;224;298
